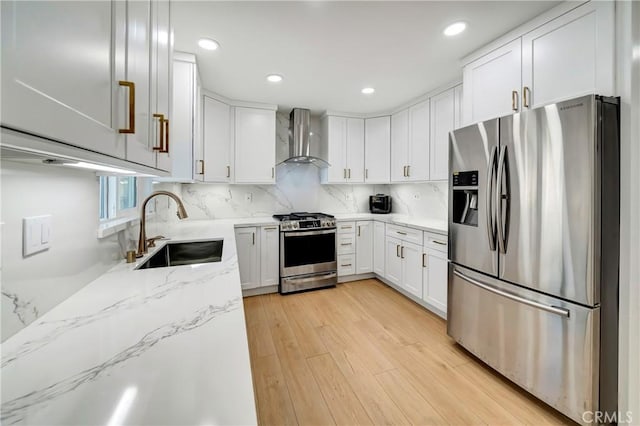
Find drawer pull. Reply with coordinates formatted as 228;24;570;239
340;243;352;246
396;231;407;235
432;240;447;246
341;226;353;229
263;227;278;231
453;270;570;318
341;263;352;267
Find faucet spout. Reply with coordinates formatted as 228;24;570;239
137;191;189;256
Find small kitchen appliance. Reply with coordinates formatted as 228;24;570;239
369;194;391;214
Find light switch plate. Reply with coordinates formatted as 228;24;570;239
23;215;52;257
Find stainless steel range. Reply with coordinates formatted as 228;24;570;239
273;212;337;294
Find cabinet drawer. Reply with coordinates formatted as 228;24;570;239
337;221;356;235
424;232;448;253
337;234;356;255
338;254;356;276
386;224;423;245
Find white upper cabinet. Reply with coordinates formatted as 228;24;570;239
1;0;123;158
170;53;200;181
390;109;409;182
408;100;430;181
454;84;463;130
364;116;391;183
203;96;232;182
151;0;172;172
429;88;455;181
321;116;364;183
234;107;276;184
392;100;430;182
462;38;522;125
521;1;614;109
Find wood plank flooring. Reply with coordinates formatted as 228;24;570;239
243;279;576;425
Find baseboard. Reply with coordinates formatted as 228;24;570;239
338;272;375;283
242;285;278;297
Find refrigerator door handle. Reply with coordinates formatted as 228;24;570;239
496;145;508;253
453;269;570;318
486;146;498;251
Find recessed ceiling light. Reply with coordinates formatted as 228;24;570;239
198;38;219;50
443;22;467;37
361;87;375;95
266;74;283;83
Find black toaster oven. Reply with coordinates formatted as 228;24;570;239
369;194;391;214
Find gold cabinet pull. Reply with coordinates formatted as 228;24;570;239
348;168;351;179
401;246;405;259
162;118;170;153
119;81;135;134
252;232;255;245
357;226;361;237
396;244;401;257
365;169;368;179
152;113;165;151
226;165;231;178
272;167;275;179
523;86;530;108
403;165;407;177
197;160;205;175
422;253;427;268
343;168;347;179
406;165;410;177
511;90;518;111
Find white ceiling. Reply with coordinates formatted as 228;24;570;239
173;1;560;114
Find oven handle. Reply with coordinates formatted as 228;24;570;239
283;272;337;284
283;229;336;237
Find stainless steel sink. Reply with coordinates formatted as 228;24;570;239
136;240;223;269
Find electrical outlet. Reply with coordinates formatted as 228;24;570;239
413;193;421;200
245;193;252;202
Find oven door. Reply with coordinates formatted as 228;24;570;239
281;229;337;277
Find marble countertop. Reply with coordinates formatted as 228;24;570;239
1;221;257;425
332;213;448;235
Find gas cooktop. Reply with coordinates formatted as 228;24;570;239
272;212;336;231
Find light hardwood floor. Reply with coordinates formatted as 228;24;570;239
243;279;576;425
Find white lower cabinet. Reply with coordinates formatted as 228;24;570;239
385;236;402;286
236;225;279;290
260;226;279;287
338;254;356;276
422;232;449;316
401;242;423;298
355;221;373;274
235;227;259;290
373;221;386;276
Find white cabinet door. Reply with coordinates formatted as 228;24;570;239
323;116;347;183
462;38;522;125
373;221;386;277
125;0;156;167
423;248;448;314
364;116;391;183
235;227;260;290
151;0;172;172
385;236;402;286
391;109;409;182
454;84;463;130
203;96;232;182
0;1;123;157
171;56;196;180
401;241;423;298
430;89;455;181
355;221;373;274
235;107;276;184
193;72;203;181
346;118;365;183
408;100;430;182
260;226;279;287
522;1;614;109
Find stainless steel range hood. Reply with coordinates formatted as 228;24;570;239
281;108;329;167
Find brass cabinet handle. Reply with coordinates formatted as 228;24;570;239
433;240;447;246
162;118;170;153
341;263;352;267
227;165;231;178
396;231;407;235
197;160;205;175
396;244;400;257
403;165;407;177
340;243;352;246
341;225;353;229
406;165;410;177
152;113;165;151
357;226;361;237
344;168;347;179
119;81;135;134
523;86;530;108
401;246;405;259
365;169;368;179
422;253;427;267
263;227;278;231
272;167;275;179
511;90;518;111
252;232;255;245
348;168;351;179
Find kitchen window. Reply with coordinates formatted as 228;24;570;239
99;176;138;220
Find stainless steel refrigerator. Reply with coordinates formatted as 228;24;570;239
447;94;619;425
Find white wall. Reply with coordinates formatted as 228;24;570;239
616;0;640;420
0;160;125;341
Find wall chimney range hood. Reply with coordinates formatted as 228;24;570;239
281;108;329;167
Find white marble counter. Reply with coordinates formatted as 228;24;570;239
1;221;257;425
332;213;448;235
